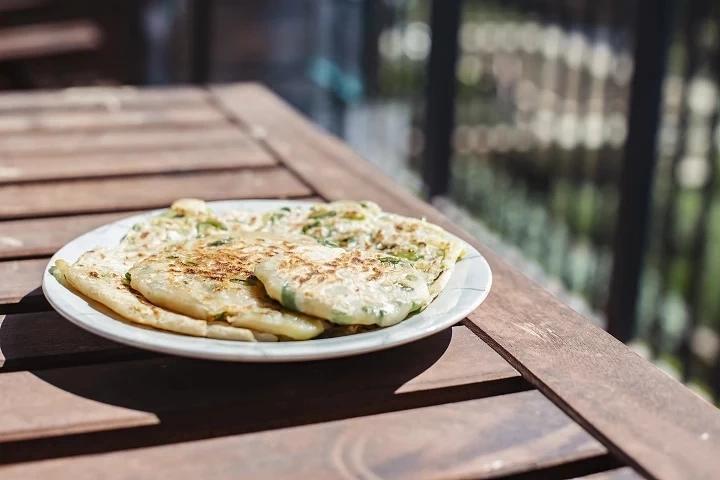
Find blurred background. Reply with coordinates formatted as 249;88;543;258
2;0;720;402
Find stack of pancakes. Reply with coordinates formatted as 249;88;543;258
53;199;466;341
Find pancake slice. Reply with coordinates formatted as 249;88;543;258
255;244;431;327
128;233;327;340
255;200;467;298
120;198;231;253
53;249;261;341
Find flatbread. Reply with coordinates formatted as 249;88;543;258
128;233;327;340
246;200;466;298
53;249;264;341
255;244;430;327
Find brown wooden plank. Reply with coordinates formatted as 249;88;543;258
0;258;46;307
0;197;326;260
0;86;208;113
0;145;276;184
0;390;607;479
0;21;101;62
572;468;644;480
0;126;250;157
0;168;312;220
0;106;228;134
0;312;138;371
213;83;720;480
0;212;141;260
0;326;521;443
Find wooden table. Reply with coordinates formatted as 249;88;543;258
0;83;718;480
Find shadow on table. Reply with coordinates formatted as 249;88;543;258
1;322;527;464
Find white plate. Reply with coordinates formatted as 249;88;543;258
42;200;492;362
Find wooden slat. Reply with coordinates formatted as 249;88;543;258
212;84;720;480
0;106;228;134
0;21;101;62
0;86;208;113
0;168;311;220
0;390;607;479
0;326;521;443
0;126;250;157
572;468;644;480
0;212;143;260
0;145;276;184
0;312;137;371
0;258;46;307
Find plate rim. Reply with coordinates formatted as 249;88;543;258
42;199;492;362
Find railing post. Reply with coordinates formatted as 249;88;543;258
422;0;462;198
606;0;675;341
191;0;213;84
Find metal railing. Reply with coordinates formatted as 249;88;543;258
352;0;720;401
186;0;720;400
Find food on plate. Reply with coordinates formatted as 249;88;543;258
121;198;230;253
52;198;467;342
53;249;267;341
128;233;326;340
248;201;466;298
255;244;430;327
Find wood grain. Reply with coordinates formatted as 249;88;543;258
0;86;207;113
0;126;251;157
213;84;720;480
0;21;100;62
0;258;46;307
0;212;144;260
0;168;311;220
0;390;606;479
0;326;521;443
0;145;275;184
0;106;227;134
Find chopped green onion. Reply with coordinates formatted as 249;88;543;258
308;209;336;219
408;302;424;315
378;256;401;264
281;284;298;310
196;218;226;235
342;210;365;220
319;238;339;247
302;220;321;233
331;309;353;324
207;238;230;247
393;250;422;261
